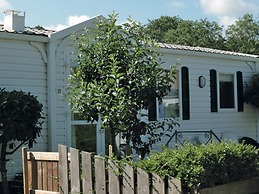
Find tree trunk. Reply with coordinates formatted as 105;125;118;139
0;142;10;194
110;127;119;157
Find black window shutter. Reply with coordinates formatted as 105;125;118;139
148;96;157;121
210;69;218;112
237;71;244;112
181;66;190;120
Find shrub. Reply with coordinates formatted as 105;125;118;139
134;142;259;192
244;73;259;108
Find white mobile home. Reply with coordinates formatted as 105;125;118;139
0;10;259;181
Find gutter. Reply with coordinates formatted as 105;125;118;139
47;40;57;151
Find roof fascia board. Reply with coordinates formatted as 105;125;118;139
159;48;259;62
49;15;105;42
0;31;49;42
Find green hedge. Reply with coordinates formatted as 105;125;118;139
134;142;259;192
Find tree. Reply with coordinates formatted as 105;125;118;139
226;14;259;55
0;88;44;194
163;19;225;49
34;25;45;30
144;15;183;42
68;13;178;158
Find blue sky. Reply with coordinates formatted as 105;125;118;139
0;0;259;31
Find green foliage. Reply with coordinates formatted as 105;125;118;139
244;73;259;108
134;142;259;192
226;14;259;55
68;13;178;157
145;13;259;54
163;19;225;50
0;88;44;148
145;16;225;50
0;88;44;194
144;16;183;42
34;25;45;30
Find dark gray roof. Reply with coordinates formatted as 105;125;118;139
0;25;55;36
158;42;259;58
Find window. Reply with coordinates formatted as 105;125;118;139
148;67;189;120
219;74;235;109
71;111;98;153
158;75;179;118
210;70;244;112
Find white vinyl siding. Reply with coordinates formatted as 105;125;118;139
156;52;258;150
0;39;48;180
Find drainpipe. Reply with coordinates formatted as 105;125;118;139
47;40;57;151
256;61;259;142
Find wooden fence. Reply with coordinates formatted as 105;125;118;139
22;145;182;194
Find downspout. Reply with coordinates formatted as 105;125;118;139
256;61;259;142
47;40;57;151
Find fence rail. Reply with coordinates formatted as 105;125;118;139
22;145;182;194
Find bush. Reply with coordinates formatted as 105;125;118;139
134;142;259;192
244;73;259;108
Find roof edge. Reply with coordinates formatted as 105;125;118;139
49;15;105;42
158;43;259;60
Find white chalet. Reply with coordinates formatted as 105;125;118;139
0;10;258;181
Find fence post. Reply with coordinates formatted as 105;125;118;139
137;168;150;194
22;147;29;194
152;174;165;194
70;147;80;194
58;144;69;194
81;151;93;194
122;163;135;194
95;156;106;194
108;159;120;194
167;177;182;194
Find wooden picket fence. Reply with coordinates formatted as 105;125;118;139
22;144;182;194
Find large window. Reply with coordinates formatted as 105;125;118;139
219;74;235;109
158;75;179;119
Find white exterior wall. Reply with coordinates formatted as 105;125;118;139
157;51;258;149
0;39;48;180
53;37;73;149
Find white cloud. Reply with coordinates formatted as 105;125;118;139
46;15;90;31
0;0;11;10
218;16;238;28
170;0;184;9
199;0;259;26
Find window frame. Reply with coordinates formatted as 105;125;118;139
217;72;238;112
151;69;182;121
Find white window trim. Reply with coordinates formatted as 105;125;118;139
217;72;238;112
156;70;181;120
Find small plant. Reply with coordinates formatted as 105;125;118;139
244;73;259;108
133;142;259;193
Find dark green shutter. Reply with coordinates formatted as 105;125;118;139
148;96;157;121
181;66;190;120
210;69;218;112
237;71;244;112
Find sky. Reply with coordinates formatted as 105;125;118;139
0;0;259;31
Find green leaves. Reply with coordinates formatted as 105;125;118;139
244;73;259;108
68;13;178;157
0;88;44;149
134;142;259;192
226;14;259;54
145;16;225;50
